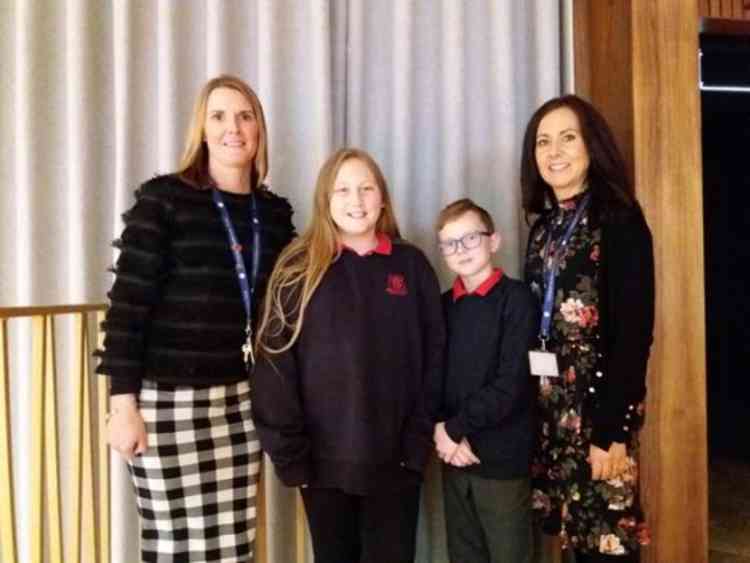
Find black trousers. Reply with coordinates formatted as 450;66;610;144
300;485;421;563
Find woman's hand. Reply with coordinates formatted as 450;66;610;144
107;394;148;460
589;441;627;480
448;438;481;468
433;422;459;463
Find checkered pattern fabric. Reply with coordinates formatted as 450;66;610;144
129;379;260;562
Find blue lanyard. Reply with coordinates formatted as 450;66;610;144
539;192;591;346
211;188;262;364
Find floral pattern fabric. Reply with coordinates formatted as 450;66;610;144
525;193;650;556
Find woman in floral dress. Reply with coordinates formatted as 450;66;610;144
520;95;654;563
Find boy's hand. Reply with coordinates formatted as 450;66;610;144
433;422;459;462
449;438;481;467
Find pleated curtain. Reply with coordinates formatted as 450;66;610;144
0;1;561;562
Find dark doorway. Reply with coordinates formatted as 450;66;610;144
700;27;750;461
700;21;750;563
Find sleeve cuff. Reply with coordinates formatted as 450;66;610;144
275;460;312;488
590;399;643;450
109;376;142;396
400;426;433;474
444;417;467;443
402;443;430;474
590;422;628;451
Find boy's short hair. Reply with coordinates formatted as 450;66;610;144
435;198;496;234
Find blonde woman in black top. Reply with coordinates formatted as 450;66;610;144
96;75;295;562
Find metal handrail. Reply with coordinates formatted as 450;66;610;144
0;304;109;563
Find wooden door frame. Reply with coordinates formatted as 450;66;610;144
572;2;708;562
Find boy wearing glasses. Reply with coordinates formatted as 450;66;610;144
433;198;538;563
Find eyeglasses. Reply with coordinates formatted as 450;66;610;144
437;231;492;256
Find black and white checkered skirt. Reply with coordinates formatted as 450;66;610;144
128;379;261;563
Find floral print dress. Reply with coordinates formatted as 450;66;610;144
525;193;650;556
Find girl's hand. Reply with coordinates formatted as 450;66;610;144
433;422;459;463
107;394;148;460
448;438;481;467
589;441;627;480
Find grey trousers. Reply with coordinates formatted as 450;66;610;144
443;466;532;563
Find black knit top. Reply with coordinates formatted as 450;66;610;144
95;174;295;395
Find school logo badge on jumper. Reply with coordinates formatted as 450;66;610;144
386;274;408;296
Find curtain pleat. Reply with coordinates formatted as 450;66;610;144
2;2;561;561
343;0;560;282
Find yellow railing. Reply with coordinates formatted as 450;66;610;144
0;304;533;563
0;305;109;563
0;304;307;563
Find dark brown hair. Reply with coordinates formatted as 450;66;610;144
520;94;635;221
435;198;495;234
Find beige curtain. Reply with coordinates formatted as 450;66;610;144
0;1;561;562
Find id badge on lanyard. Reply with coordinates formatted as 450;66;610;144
529;193;590;382
212;188;261;371
529;341;560;379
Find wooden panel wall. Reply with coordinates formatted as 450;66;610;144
573;0;634;181
700;0;750;19
631;2;708;562
573;2;708;563
573;0;633;183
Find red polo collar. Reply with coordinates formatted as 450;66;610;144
341;233;393;256
452;268;504;301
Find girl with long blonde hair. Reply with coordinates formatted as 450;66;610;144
253;147;445;563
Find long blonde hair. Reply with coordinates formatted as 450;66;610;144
256;148;401;355
177;74;269;190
